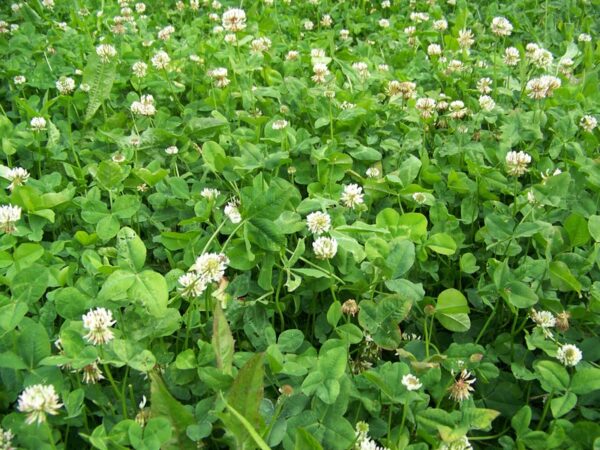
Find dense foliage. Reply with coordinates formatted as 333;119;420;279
1;0;600;449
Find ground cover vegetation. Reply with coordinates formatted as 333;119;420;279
0;0;600;449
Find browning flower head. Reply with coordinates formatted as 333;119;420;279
448;369;476;402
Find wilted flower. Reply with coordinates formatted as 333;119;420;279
151;50;170;70
30;116;47;130
490;17;513;36
96;44;117;63
135;396;150;427
342;299;359;316
5;167;30;191
82;308;116;345
341;184;364;209
306;211;331;234
555;311;571;332
556;344;582;367
81;361;105;384
313;236;338;259
0;204;21;233
580;115;598;132
402;374;422;391
505;150;531;176
132;61;148;77
448;369;476;402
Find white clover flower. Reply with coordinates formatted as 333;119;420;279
578;33;592;43
157;24;175;40
201;188;220;200
378;64;389;72
402;374;422;391
379;18;390;28
82;308;116;345
439;436;473;450
410;12;429;23
311;48;326;59
272;120;288;130
224;33;237;43
477;77;492;94
81;361;105;384
355;421;389;450
505;150;531;176
131;94;156;116
427;43;442;56
250;37;272;54
80;83;90;92
135;3;146;13
0;426;14;449
556;344;582;367
165;145;179;155
224;199;242;223
30;116;47;130
531;309;556;329
6;167;30;191
527;190;536;204
457;29;474;49
526;75;560;99
339;29;350;40
42;0;55;9
306;211;331;234
479;95;496;112
151;50;171;70
222;4;246;25
449;100;468;119
412;192;427;204
446;59;464;73
321;14;332;27
132;61;148;77
580;115;597;132
286;50;299;61
312;63;330;84
433;19;448;31
504;47;521;66
17;384;62;425
56;76;75;95
490;17;513;36
341;184;364;209
0;204;21;233
208;67;230;87
303;20;314;31
540;168;562;182
208;12;220;22
416;98;437;118
366;167;380;178
178;271;208;298
529;47;553;69
192;253;229;283
96;44;117;63
352;61;370;79
13;75;26;85
313;237;338;259
381;0;391;8
386;80;416;99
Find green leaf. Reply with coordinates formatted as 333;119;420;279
149;371;196;450
327;302;342;328
426;233;457;255
95;161;126;191
436;289;470;332
202;141;229;172
571;367;600;394
219;394;270;450
295;428;324;450
384;239;415;279
212;302;235;375
0;301;28;333
588;215;600;242
504;281;538;309
96;215;120;241
130;271;168;317
358;294;411;349
129;350;157;372
550;392;577;418
221;353;266;449
83;55;117;121
549;261;582;294
18;319;50;369
117;227;146;272
0;351;28;370
317;340;347;380
277;329;304;353
533;360;569;392
11;265;49;304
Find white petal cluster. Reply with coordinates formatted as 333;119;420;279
82;308;116;345
556;344;582;367
132;61;148;77
224;199;242;223
479;95;496;112
17;384;63;425
5;167;30;191
56;76;76;95
96;44;117;63
416;98;437;119
151;50;170;69
312;63;330;84
341;184;364;209
490;17;513;36
312;237;337;259
208;67;230;87
157;25;175;40
131;94;156;116
272;119;288;130
504;47;520;66
179;253;229;299
401;374;423;391
0;426;14;450
354;421;389;450
201;188;220;200
505;150;532;176
306;211;331;235
222;8;246;32
580;115;597;132
30;117;47;130
526;75;561;99
0;204;21;233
